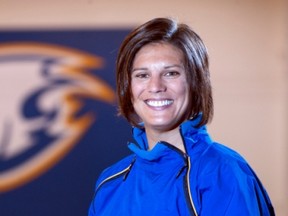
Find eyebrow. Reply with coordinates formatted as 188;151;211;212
131;64;183;73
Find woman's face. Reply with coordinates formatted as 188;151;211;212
131;42;189;132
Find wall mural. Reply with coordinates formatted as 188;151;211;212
0;29;131;215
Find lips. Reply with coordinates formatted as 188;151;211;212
145;99;173;107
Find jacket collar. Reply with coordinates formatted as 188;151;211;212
127;115;208;160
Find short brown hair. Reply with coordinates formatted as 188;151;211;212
116;17;213;127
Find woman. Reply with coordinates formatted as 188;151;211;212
88;17;275;215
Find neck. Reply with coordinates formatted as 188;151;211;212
145;127;185;152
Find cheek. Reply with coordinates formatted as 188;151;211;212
177;83;190;110
131;81;142;100
130;83;136;100
173;80;189;96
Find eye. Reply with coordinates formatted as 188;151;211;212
134;72;150;79
164;71;180;78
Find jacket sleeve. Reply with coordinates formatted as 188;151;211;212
197;160;275;216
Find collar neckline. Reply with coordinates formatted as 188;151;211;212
128;115;206;160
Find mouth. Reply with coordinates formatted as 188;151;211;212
145;99;173;107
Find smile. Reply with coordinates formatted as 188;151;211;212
145;99;173;107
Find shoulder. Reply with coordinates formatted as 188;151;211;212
207;142;247;163
192;141;268;200
192;142;275;215
194;141;256;182
95;154;136;188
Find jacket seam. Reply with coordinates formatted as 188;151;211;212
96;166;130;191
92;161;134;214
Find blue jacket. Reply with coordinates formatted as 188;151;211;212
89;117;275;215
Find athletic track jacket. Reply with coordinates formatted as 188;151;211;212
88;116;275;215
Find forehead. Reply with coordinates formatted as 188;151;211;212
132;42;184;66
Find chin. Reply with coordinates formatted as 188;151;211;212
146;120;179;131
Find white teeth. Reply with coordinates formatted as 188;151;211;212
146;100;173;107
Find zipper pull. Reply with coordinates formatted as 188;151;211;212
176;164;187;178
123;157;136;181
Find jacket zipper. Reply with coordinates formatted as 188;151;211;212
97;157;135;190
179;126;199;216
160;141;198;216
91;159;135;213
185;155;198;216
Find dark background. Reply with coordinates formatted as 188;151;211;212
0;29;132;215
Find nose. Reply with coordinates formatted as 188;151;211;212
147;75;166;93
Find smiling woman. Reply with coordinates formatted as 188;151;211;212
88;17;275;216
131;42;189;147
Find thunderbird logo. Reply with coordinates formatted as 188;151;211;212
0;42;115;192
